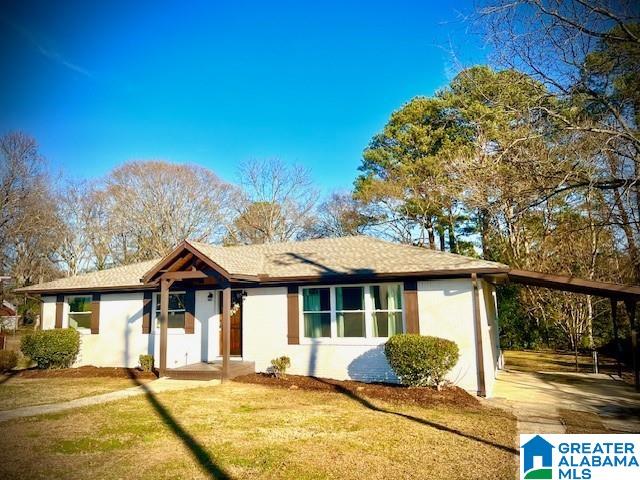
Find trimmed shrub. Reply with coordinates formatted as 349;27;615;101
384;334;459;389
0;350;18;372
270;356;291;379
21;329;80;369
139;354;154;372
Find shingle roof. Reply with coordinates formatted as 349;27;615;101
188;236;507;279
16;259;160;293
15;236;508;293
187;241;266;277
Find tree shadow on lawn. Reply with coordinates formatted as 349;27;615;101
125;369;233;480
124;313;232;480
313;377;518;456
0;371;18;385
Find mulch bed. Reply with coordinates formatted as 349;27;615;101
10;366;158;380
234;373;480;408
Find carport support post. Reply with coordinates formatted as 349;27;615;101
611;298;622;378
471;273;486;397
221;285;231;383
624;299;639;392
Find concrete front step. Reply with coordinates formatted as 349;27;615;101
164;361;255;381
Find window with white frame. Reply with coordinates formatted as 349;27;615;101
336;286;365;337
154;292;185;329
68;295;92;331
302;288;331;338
370;284;403;337
302;284;404;340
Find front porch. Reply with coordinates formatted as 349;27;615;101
142;241;261;381
165;360;256;381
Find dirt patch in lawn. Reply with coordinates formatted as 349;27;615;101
12;366;157;380
234;373;480;408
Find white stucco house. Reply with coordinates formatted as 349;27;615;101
15;236;509;396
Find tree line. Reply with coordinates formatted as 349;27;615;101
349;0;639;356
2;0;638;358
1;142;329;285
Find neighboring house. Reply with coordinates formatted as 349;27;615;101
0;300;18;331
0;300;16;317
16;236;508;395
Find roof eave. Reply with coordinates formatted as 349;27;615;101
13;267;509;294
257;267;511;284
13;284;156;295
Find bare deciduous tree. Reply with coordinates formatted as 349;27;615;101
310;192;370;238
82;188;116;270
102;161;237;262
0;132;62;286
478;0;640;281
225;159;318;244
56;182;92;276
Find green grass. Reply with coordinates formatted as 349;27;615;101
557;409;612;434
504;349;622;375
54;437;134;454
0;377;146;411
0;381;518;479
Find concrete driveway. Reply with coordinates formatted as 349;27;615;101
489;369;640;434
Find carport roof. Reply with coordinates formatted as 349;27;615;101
506;269;640;301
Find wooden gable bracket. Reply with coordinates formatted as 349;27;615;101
159;270;208;281
141;241;261;287
167;253;194;272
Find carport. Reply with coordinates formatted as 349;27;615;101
488;269;640;392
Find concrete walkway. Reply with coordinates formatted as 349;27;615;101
489;396;566;434
0;378;220;423
488;369;640;434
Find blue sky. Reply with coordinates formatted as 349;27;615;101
0;0;485;192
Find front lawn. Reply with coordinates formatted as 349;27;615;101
504;349;623;376
0;376;147;411
0;380;518;479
